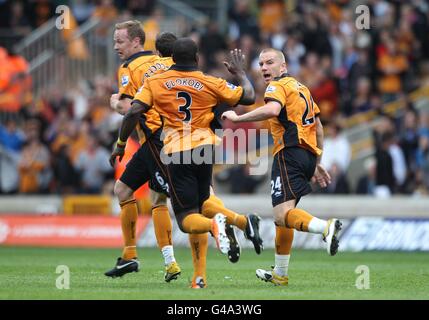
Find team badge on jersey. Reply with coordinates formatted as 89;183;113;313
226;82;237;90
121;75;129;87
266;85;276;93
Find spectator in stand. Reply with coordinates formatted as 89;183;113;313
74;134;112;194
18;119;51;193
72;0;96;24
7;0;31;36
351;77;373;114
0;118;25;153
418;110;429;138
320;121;351;173
356;157;377;195
51;120;88;165
301;10;332;57
415;135;429;191
200;22;228;70
258;0;285;37
413;169;429;196
377;39;409;103
126;0;157;16
0;143;20;194
52;143;79;194
318;162;350;194
229;0;260;41
328;23;345;77
92;0;119;38
282;33;306;76
0;47;32;118
27;0;55;28
298;53;338;121
387;128;407;191
374;130;396;196
347;50;373;106
399;108;420;170
215;163;266;194
0;119;24;194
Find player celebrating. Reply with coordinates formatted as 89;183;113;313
111;38;256;288
111;32;263;274
105;21;181;282
222;48;342;286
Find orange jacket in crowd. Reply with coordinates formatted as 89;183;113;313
0;47;32;112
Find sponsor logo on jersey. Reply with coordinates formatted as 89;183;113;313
121;75;129;87
265;85;276;93
226;82;237;90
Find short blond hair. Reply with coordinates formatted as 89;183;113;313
260;48;286;63
115;20;145;45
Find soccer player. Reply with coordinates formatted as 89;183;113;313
105;21;181;282
221;48;342;286
113;30;264;260
111;38;256;288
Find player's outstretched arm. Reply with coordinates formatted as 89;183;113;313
221;100;281;123
223;49;255;105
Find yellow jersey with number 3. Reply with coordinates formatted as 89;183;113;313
264;73;321;156
133;64;244;154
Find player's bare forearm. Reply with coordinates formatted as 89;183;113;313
239;104;276;121
315;116;324;164
119;101;148;142
223;48;255;105
110;95;132;115
222;101;281;123
236;72;255;105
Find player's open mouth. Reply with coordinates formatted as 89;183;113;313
263;74;271;81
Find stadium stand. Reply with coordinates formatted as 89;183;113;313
0;0;428;201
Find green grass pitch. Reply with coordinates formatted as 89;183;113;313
0;246;428;300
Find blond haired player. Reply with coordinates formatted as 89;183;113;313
222;48;342;286
105;21;181;281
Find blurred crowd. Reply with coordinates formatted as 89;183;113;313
0;0;429;196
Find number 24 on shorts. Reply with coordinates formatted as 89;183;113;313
271;177;282;196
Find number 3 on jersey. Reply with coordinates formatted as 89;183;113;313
177;91;192;122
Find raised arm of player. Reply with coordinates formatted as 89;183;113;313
223;49;255;105
221;100;281;122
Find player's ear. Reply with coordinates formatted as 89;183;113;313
132;37;140;48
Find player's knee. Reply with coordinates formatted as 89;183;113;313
175;212;187;233
274;208;291;227
273;201;295;227
114;180;133;202
274;214;286;227
150;190;167;207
